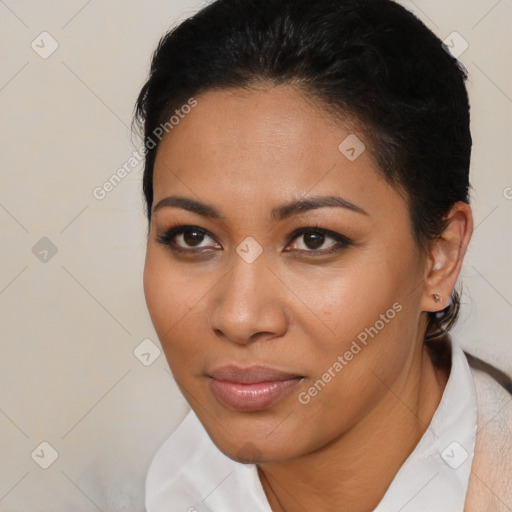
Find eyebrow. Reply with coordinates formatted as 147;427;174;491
152;194;369;221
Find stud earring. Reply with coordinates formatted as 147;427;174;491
433;294;441;303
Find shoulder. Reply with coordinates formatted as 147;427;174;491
465;358;512;510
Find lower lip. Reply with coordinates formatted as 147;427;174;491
209;377;303;412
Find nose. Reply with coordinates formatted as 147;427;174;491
208;255;288;346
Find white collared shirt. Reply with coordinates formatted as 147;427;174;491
145;339;478;511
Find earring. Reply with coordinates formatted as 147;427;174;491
433;294;441;303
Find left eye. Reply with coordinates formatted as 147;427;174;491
286;228;352;254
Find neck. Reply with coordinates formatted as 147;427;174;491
257;341;450;512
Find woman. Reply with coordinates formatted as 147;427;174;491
134;0;512;510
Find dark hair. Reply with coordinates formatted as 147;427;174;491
134;0;473;363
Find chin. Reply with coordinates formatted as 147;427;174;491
202;418;299;464
221;439;295;465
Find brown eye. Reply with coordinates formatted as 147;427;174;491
303;232;325;250
156;225;221;252
183;229;206;247
286;227;352;255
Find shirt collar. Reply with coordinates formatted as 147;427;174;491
373;337;478;511
146;338;478;511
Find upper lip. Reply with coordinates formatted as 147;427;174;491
208;365;303;384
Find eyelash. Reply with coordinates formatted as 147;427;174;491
156;224;353;256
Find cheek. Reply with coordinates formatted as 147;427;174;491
280;254;402;346
287;252;417;390
143;249;173;331
143;247;212;374
143;249;191;343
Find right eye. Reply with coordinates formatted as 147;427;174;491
156;225;222;253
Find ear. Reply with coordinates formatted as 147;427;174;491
421;201;473;313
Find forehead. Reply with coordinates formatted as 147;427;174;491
152;85;404;221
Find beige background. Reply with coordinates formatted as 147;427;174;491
0;0;511;510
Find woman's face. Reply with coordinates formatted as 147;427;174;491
144;85;430;463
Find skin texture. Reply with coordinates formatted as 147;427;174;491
143;84;473;512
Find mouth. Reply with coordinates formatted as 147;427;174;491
208;365;304;412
